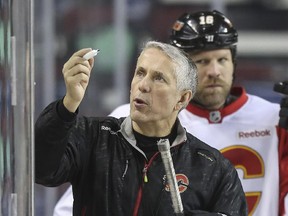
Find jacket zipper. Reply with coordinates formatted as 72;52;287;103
143;163;148;183
133;152;160;216
142;152;159;182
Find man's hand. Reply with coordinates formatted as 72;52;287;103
62;48;95;112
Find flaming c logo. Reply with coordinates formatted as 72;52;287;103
164;174;189;193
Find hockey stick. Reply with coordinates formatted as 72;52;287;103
157;139;184;215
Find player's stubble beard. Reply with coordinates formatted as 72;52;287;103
191;79;231;110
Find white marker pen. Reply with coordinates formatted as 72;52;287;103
83;49;100;60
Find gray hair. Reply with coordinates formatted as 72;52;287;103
143;41;198;98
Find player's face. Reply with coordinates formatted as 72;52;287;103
189;49;234;110
129;47;183;136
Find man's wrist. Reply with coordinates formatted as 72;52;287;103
57;98;78;122
63;95;80;113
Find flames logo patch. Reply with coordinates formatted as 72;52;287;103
164;173;189;193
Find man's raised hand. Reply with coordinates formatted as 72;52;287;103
62;48;96;112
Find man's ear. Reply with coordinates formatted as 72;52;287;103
175;90;192;111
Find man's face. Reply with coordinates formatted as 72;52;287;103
130;47;183;131
189;49;234;110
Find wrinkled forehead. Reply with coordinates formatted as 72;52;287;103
138;47;174;67
136;48;177;77
139;47;167;58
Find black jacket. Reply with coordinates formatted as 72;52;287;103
35;100;248;216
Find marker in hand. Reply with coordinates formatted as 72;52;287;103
83;49;100;60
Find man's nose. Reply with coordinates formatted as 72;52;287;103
207;62;221;78
138;76;151;93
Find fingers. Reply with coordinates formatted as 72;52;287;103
63;48;94;74
61;48;97;111
65;67;90;88
63;63;91;81
62;48;97;84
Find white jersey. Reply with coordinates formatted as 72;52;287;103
54;87;288;216
180;90;280;216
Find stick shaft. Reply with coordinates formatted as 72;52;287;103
157;139;184;215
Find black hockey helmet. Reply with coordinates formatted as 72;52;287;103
170;10;238;52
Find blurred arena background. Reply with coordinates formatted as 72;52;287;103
1;0;288;215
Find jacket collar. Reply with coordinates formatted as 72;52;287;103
119;116;187;153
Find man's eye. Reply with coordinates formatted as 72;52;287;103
194;59;207;65
155;75;163;80
136;70;145;76
219;58;228;64
154;74;166;82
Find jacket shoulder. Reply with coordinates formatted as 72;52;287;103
185;133;230;166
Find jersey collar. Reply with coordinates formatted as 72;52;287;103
186;87;248;123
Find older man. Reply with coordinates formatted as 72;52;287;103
35;41;247;215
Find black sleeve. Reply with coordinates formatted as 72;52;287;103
35;100;77;186
57;98;78;122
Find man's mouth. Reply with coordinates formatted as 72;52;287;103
133;98;148;107
206;83;222;89
205;79;223;88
